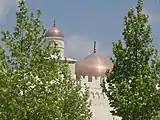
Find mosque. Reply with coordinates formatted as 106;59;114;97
45;20;120;120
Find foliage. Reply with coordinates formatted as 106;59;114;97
101;0;160;120
0;0;91;120
152;112;160;120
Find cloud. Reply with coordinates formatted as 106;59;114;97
143;8;160;26
0;0;19;24
149;13;160;26
64;34;112;60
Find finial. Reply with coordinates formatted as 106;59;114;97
53;18;56;27
93;41;96;53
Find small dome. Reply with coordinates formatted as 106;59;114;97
45;20;64;38
75;53;113;77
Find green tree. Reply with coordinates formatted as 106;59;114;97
101;0;160;120
0;0;91;120
152;112;160;120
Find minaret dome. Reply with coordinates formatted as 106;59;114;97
45;19;64;38
75;41;113;77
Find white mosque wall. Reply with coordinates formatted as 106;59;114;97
75;75;117;120
46;36;64;57
68;62;76;78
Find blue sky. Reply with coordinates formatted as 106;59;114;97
0;0;160;60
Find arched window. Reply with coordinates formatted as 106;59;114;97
90;92;95;98
95;92;100;99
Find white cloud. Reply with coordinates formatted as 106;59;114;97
64;34;112;60
149;13;160;26
143;8;160;26
0;0;19;24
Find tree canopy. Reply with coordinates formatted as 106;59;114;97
102;0;160;120
0;0;91;120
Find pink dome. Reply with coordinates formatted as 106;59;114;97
75;52;113;77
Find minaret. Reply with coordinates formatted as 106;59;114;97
45;18;65;57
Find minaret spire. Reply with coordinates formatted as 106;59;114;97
53;18;56;27
93;41;96;53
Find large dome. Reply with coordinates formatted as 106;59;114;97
75;42;113;77
45;20;64;38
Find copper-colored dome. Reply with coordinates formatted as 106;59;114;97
75;53;113;77
45;20;64;38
